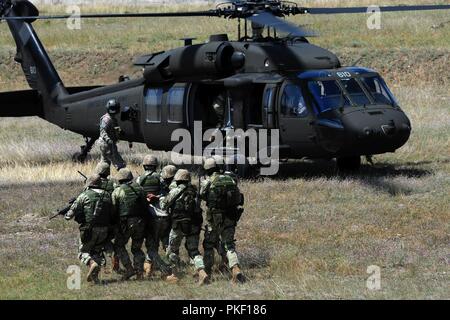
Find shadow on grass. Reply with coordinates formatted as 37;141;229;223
259;159;433;196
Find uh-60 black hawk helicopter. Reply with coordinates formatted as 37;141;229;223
1;0;449;174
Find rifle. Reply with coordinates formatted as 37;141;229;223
49;171;87;220
50;197;76;220
77;170;87;182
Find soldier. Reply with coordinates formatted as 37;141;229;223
112;168;148;280
94;162;116;194
98;99;126;170
160;169;209;285
65;174;114;285
200;158;245;284
135;155;166;278
94;162;119;273
212;91;226;128
158;165;178;250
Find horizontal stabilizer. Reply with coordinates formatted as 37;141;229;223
0;89;42;117
0;86;102;117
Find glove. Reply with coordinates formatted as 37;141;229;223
147;193;160;204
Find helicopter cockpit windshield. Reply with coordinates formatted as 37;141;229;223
303;71;398;114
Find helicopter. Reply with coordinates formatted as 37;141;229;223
1;0;449;174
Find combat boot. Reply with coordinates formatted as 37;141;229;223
198;269;210;286
143;261;153;278
122;267;136;281
231;265;245;284
165;273;179;284
87;260;100;284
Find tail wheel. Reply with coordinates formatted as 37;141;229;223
72;152;88;163
336;156;361;171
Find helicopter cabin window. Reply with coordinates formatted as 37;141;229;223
281;84;308;117
145;88;163;123
360;76;396;106
308;80;351;113
339;78;371;106
168;87;185;123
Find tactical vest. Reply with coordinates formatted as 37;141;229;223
117;182;146;218
138;171;161;195
207;173;242;210
171;184;197;221
76;189;112;227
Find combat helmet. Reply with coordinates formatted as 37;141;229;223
174;169;191;182
95;162;111;177
117;168;133;182
86;174;102;189
106;99;120;114
161;165;177;180
204;158;217;171
143;155;158;167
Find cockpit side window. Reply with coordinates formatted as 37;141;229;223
281;84;309;118
360;76;396;105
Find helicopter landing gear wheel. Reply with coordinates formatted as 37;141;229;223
336;156;361;171
72;137;97;163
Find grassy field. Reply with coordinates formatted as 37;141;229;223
0;1;449;299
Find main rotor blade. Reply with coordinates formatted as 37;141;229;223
248;12;317;37
0;10;219;20
308;4;450;15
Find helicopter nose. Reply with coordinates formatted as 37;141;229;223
338;108;411;155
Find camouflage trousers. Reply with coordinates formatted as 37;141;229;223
114;217;146;273
98;139;126;170
78;226;109;266
166;220;205;271
203;210;240;270
144;216;171;274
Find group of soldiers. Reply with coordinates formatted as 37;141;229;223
63;99;245;286
64;156;246;286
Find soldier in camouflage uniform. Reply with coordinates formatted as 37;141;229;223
158;165;178;250
200;158;245;284
112;168;148;280
135;155;167;278
94;162;116;193
94;162;119;273
212;92;226;128
65;175;114;284
160;169;209;285
98;99;126;170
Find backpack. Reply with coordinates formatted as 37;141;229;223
119;183;147;218
91;190;113;226
172;185;196;213
77;189;112;226
138;171;161;195
207;174;242;209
